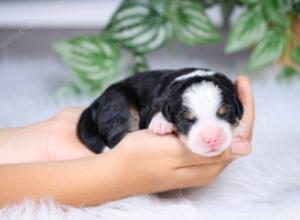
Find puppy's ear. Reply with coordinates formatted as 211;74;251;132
213;73;235;93
161;80;183;123
214;73;243;121
234;90;244;121
162;100;174;122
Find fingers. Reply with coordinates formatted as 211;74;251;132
231;138;252;157
175;159;232;188
179;147;234;167
236;76;255;140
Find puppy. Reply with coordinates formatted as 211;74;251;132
77;68;243;157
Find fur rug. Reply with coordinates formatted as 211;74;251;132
1;57;300;220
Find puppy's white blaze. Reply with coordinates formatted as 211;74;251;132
182;81;221;118
182;81;232;156
175;70;215;81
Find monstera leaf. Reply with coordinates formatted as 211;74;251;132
169;0;219;45
246;30;285;71
226;10;267;53
54;36;120;92
106;1;172;53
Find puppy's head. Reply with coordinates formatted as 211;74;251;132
162;70;243;157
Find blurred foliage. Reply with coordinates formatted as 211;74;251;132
278;65;298;80
54;0;300;94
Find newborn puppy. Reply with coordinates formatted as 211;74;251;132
77;68;243;157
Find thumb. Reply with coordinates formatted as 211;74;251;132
236;75;255;140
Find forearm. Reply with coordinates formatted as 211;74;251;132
0;151;136;207
0;122;49;164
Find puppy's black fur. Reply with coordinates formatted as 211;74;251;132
77;68;243;153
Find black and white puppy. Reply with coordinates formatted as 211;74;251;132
77;68;243;157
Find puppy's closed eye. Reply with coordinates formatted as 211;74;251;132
217;105;240;127
183;111;196;122
217;105;231;117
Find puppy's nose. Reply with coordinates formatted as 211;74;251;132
199;126;225;151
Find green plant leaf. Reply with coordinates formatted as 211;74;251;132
278;65;298;80
128;53;149;75
221;0;238;27
262;0;289;27
151;0;172;13
54;36;120;92
246;30;285;71
291;45;300;65
239;0;258;4
106;2;172;53
226;10;267;53
199;0;219;8
293;2;300;17
170;0;219;45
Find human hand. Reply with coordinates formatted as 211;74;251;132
110;75;254;193
45;107;94;161
230;75;254;156
46;75;254;164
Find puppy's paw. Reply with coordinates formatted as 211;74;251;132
148;112;174;135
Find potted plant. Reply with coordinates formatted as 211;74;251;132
54;0;300;94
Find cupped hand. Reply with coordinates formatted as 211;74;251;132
111;75;254;191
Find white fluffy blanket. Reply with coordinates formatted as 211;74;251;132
1;57;300;220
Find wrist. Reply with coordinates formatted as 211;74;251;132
66;150;134;205
108;146;172;197
88;148;148;202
